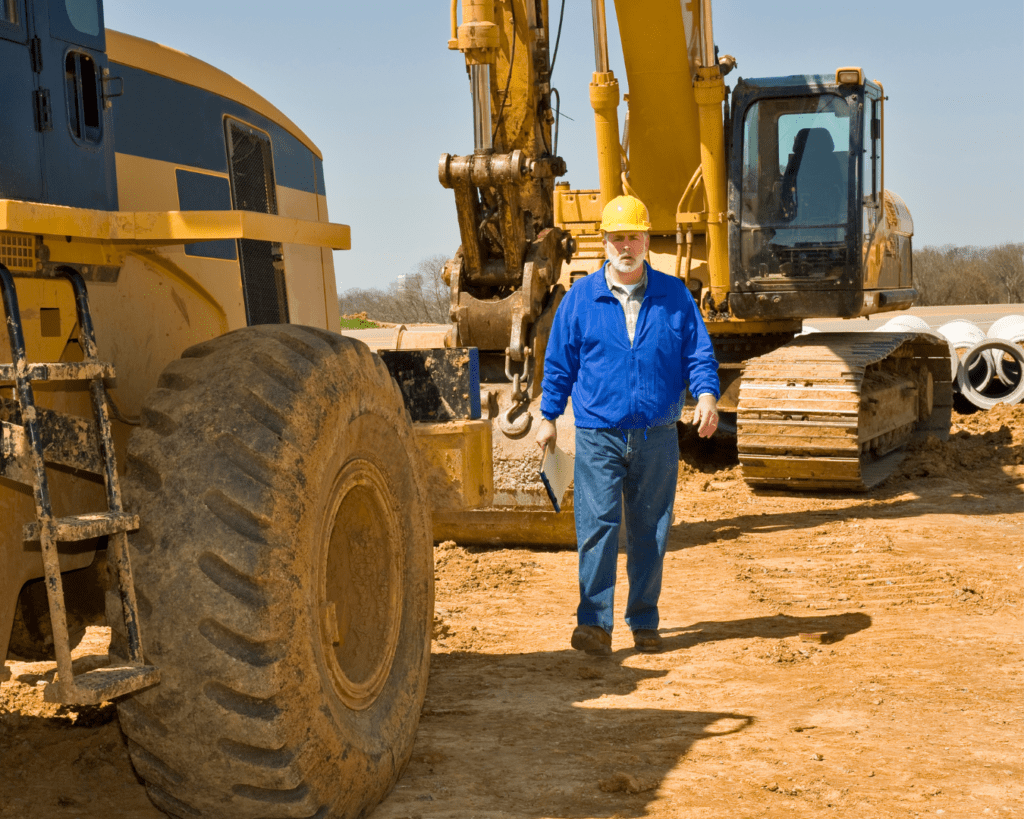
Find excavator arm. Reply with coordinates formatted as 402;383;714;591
426;0;949;534
442;0;573;408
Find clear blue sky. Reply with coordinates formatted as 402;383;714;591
104;1;1023;294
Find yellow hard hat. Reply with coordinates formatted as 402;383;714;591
600;195;651;233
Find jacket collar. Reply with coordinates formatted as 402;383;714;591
594;261;665;301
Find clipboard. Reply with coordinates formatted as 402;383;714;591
539;444;574;513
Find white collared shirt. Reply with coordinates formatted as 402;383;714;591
604;266;648;345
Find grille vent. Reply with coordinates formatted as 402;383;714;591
0;233;37;272
226;120;289;325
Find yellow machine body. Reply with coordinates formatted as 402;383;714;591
0;28;348;668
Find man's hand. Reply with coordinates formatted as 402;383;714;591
691;393;718;438
536;418;557;454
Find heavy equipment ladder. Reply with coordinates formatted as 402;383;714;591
0;263;159;705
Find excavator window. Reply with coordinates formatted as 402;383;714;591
862;95;881;242
739;94;853;279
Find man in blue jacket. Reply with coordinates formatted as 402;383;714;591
535;195;720;655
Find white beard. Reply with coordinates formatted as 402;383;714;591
609;253;644;275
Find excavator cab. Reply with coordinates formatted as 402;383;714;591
727;74;900;321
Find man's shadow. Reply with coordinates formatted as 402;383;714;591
379;610;870;818
662;611;871;650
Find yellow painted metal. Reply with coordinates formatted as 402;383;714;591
554;187;603;231
452;0;500;64
414;420;494;512
0;200;350;251
612;0;702;232
3;278;78;363
589;71;623;209
706;318;802;336
432;509;575;546
489;0;552;165
693;66;730;305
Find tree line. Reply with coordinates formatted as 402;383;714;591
337;243;1023;325
337;254;449;325
913;243;1023;306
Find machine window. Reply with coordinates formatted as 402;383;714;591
862;96;881;242
64;0;99;35
739;95;853;278
65;51;102;144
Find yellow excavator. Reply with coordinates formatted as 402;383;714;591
414;0;952;546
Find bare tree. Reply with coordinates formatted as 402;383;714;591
986;243;1024;303
338;254;451;324
415;254;452;322
913;244;1021;306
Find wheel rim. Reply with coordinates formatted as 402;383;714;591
318;458;404;711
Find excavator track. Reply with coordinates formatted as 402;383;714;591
737;332;952;491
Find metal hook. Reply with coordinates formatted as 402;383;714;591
497;401;532;437
504;347;532;398
499;347;533;437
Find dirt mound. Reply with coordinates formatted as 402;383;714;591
894;404;1024;480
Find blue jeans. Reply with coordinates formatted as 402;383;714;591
573;425;679;634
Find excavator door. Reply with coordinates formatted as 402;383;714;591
727;75;888;321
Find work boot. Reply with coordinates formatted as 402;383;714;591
571;625;612;655
632;629;663;653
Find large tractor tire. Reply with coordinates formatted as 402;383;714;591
108;325;433;819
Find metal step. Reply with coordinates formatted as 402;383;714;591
0;360;116;383
23;511;140;543
43;665;161;705
2;263;156;706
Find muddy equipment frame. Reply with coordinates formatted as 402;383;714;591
2;2;434;817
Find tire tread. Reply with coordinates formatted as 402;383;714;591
115;326;431;818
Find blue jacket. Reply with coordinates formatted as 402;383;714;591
540;262;720;429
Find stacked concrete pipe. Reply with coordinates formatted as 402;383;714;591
956;338;1024;408
877;315;932;333
870;315;1024;410
987;314;1024;383
934;318;1024;410
937;320;993;391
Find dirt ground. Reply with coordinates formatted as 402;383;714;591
2;405;1022;819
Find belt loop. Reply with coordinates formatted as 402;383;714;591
619;428;627;444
